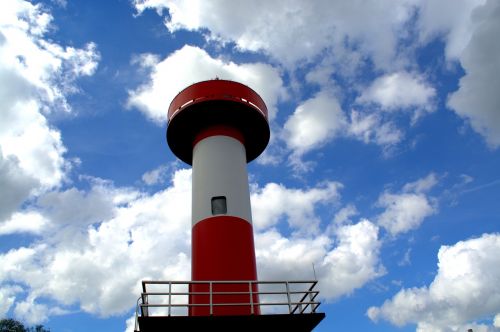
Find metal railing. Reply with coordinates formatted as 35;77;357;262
134;280;321;331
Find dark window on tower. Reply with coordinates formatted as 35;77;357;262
211;196;227;215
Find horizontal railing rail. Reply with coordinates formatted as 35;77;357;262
134;280;322;332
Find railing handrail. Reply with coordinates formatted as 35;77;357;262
141;279;319;285
141;290;320;296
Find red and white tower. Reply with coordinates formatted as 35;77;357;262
166;79;269;316
134;79;324;332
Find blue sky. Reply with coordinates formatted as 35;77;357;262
1;0;500;331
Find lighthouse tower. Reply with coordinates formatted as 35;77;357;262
134;79;324;332
167;79;268;316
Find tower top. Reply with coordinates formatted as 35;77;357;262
167;79;270;165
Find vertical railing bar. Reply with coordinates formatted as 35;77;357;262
309;289;314;313
249;281;254;315
141;281;148;317
300;301;310;314
285;281;292;314
135;297;141;332
188;281;191;316
168;281;172;316
298;283;304;313
209;281;213;316
141;293;149;317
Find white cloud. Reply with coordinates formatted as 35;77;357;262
131;0;500;151
282;94;405;170
398;248;412;267
319;219;385;299
417;0;487;60
14;298;49;325
333;204;358;226
133;0;417;69
13;297;68;325
0;286;21;317
125;315;136;332
0;211;48;235
255;229;331;281
0;0;99;222
0;168;386;323
131;0;500;160
37;186;117;227
495;313;500;328
376;174;438;236
0;96;68;190
142;165;169;185
250;181;342;234
283;91;347;157
326;204;359;240
141;162;180;186
256;219;384;300
415;0;500;148
447;0;500;148
367;233;500;331
0;151;39;221
127;45;285;124
0;169;192;321
0;1;98;111
377;193;435;236
250;183;384;301
254;128;288;166
416;321;498;332
357;72;436;115
347;110;403;147
403;172;438;193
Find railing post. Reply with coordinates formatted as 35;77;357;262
141;293;149;317
141;281;149;317
135;297;141;332
249;281;254;315
168;281;172;316
209;281;213;316
309;289;314;313
285;281;292;314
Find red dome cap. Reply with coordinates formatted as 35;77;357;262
167;80;270;165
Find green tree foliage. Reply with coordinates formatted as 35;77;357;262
0;319;49;332
0;319;27;332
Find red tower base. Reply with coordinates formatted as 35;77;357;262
190;216;260;316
